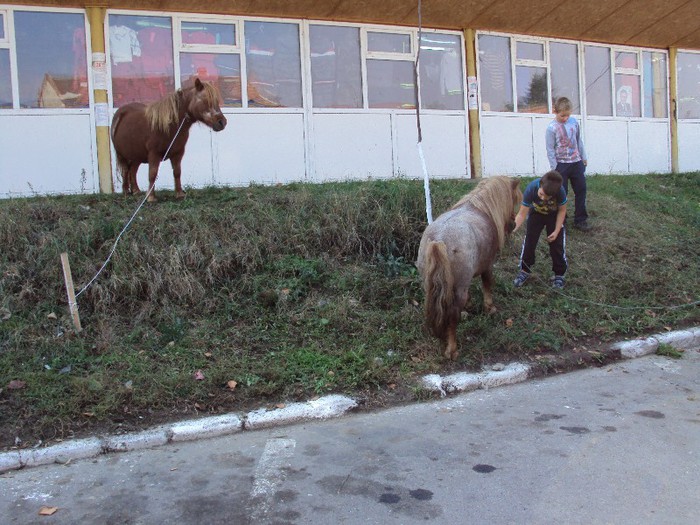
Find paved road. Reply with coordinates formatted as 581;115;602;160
2;349;699;524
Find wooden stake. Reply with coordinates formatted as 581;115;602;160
60;252;82;332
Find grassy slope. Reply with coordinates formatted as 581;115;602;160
1;173;698;448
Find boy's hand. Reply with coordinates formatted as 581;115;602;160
546;228;560;243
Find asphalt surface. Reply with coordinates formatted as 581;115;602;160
1;341;698;524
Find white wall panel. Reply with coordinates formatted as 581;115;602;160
480;115;535;177
533;116;553;175
395;114;469;179
584;120;629;174
216;113;306;185
628;121;670;173
312;113;393;181
678;122;700;173
0;114;96;197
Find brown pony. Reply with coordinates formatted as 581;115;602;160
110;78;227;202
416;176;522;360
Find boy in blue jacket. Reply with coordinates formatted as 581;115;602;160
513;170;568;289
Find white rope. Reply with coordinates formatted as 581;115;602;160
73;115;190;301
414;0;433;224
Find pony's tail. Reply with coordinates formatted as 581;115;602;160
110;112;129;182
423;241;457;340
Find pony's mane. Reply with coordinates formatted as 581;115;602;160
451;176;518;249
145;81;219;134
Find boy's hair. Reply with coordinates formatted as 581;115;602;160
553;97;572;113
541;170;563;197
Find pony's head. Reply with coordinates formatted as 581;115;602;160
185;78;227;132
452;176;522;248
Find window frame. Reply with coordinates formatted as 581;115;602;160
0;5;91;113
477;30;669;122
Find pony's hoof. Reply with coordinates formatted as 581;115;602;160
176;192;186;200
147;195;158;203
444;348;459;360
485;305;497;315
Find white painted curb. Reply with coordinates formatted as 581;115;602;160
1;327;697;474
245;395;358;430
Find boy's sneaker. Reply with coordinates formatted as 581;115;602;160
513;270;530;288
552;275;565;289
573;221;592;231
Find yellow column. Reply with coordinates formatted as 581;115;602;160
86;5;114;194
668;47;679;174
464;28;482;179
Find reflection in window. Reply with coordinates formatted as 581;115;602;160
180;53;241;107
677;52;700;119
478;34;512;112
419;33;463;110
0;12;5;39
181;21;235;46
367;32;411;54
550;42;580;113
584;46;612;116
516;66;547;113
309;25;362;108
109;15;174;107
0;49;11;108
245;21;302;108
642;52;667;119
516;41;543;61
367;59;415;109
15;11;88;108
615;51;637;69
615;73;640;117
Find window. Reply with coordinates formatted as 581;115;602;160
550;42;580;113
584;45;612;116
677;51;700;119
109;14;174;107
419;33;463;110
515;40;547;113
365;29;416;109
244;21;302;108
478;34;512;112
642;51;667;118
309;24;362;108
178;19;241;107
614;50;641;117
0;12;9;109
15;11;88;109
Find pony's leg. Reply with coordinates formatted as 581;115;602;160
128;165;141;195
170;153;186;199
481;268;497;315
121;165;131;195
445;320;459;360
147;160;159;202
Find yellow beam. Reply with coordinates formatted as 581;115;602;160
464;28;481;179
668;47;679;174
86;6;114;194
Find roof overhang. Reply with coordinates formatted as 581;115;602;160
8;0;700;50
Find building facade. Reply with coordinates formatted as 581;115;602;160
0;2;698;198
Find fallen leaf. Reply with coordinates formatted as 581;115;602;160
204;352;213;358
7;380;26;390
505;318;514;327
193;370;205;381
47;312;57;320
275;403;286;409
194;403;203;410
410;356;421;363
226;380;237;391
82;412;95;417
38;506;58;516
387;383;396;390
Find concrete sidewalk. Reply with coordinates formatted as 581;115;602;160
1;332;698;523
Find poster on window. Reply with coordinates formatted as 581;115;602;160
467;76;478;110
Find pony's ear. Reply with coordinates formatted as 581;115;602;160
511;178;520;190
194;77;204;91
